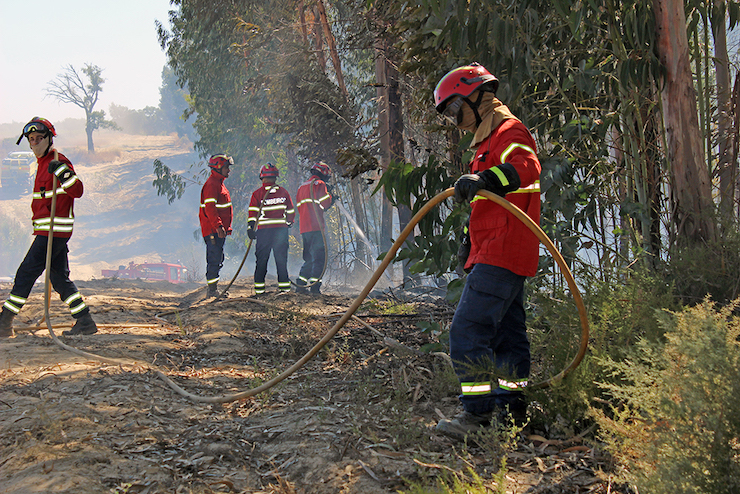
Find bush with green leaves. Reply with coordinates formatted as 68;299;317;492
526;269;677;430
592;300;740;494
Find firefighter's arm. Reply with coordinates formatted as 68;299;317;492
285;194;296;226
317;182;333;209
202;183;224;231
454;164;520;203
49;159;84;198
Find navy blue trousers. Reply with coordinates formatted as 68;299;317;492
6;235;88;318
449;263;530;415
204;235;225;285
254;227;289;284
297;231;325;285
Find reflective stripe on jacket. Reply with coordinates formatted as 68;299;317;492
31;150;83;238
296;177;332;234
247;184;295;229
466;118;541;277
199;169;233;237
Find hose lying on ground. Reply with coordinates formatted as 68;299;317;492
37;187;588;403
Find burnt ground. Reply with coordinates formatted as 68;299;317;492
0;279;630;494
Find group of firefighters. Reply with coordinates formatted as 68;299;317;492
199;157;334;298
0;63;541;441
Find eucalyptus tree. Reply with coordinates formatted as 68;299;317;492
379;0;729;281
46;63;118;152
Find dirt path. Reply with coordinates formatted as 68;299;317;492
0;279;627;494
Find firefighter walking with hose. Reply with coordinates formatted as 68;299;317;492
200;154;234;298
432;64;542;440
0;117;98;337
295;162;335;295
247;163;295;295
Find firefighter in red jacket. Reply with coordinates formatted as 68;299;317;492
247;163;295;295
0;117;98;337
199;154;233;297
432;64;541;440
295;162;334;295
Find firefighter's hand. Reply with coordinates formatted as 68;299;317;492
247;227;256;240
48;160;75;181
454;174;484;203
216;225;227;238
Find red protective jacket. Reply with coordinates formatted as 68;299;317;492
466;118;541;277
199;169;233;237
296;176;333;234
31;149;84;238
247;184;295;229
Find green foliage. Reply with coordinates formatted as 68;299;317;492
663;230;740;305
373;155;461;277
152;159;188;205
400;467;504;494
528;269;677;426
593;300;740;494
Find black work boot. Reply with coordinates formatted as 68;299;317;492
310;282;322;295
435;410;492;441
294;280;308;294
0;308;16;338
207;283;219;298
63;312;98;336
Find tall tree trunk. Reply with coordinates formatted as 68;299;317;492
385;58;414;284
653;0;716;244
314;0;370;271
375;43;395;280
712;0;736;222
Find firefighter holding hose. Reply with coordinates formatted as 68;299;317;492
0;117;98;337
433;64;541;440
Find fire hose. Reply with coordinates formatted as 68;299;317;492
39;187;589;403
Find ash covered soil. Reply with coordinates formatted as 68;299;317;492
0;279;629;494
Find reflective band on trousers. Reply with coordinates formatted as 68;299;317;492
461;378;529;395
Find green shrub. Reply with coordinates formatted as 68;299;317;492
527;269;677;429
593;300;740;494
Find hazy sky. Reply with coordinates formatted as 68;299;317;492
0;0;173;125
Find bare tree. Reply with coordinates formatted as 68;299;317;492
46;64;118;152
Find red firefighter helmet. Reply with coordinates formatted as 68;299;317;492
310;162;331;179
16;116;56;145
433;63;499;114
208;154;234;170
259;163;279;179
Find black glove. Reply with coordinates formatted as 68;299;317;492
48;160;75;182
247;227;257;240
453;163;521;203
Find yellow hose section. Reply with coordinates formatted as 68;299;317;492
42;187;589;403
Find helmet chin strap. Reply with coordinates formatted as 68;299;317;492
461;90;487;126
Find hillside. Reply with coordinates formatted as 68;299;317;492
0;133;201;281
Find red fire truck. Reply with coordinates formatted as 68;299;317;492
101;262;189;284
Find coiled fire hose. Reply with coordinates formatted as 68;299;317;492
41;187;589;403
